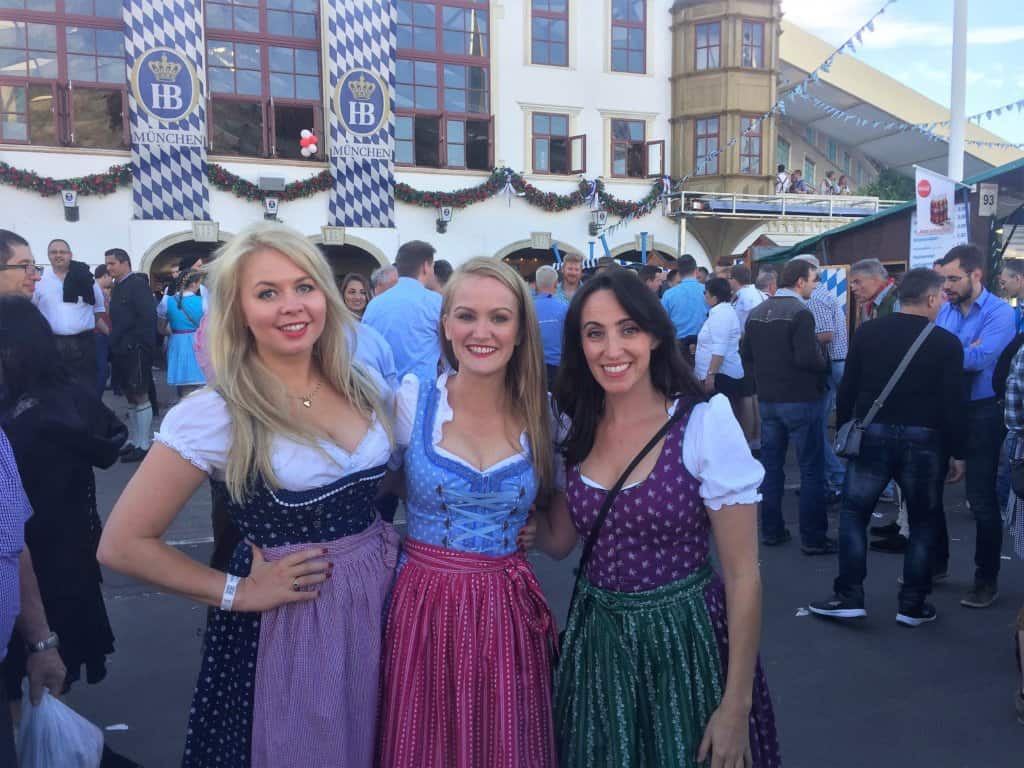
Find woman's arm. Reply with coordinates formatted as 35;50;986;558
98;444;330;613
698;502;760;766
532;491;578;560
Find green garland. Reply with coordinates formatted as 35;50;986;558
0;160;665;221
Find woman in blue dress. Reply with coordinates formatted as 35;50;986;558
378;257;559;768
99;223;396;768
161;270;207;397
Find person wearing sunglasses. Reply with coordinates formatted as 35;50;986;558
0;230;42;299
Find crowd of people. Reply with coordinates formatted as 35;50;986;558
0;219;1022;766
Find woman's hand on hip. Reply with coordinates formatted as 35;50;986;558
233;545;332;612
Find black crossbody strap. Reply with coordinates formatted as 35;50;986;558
575;400;692;583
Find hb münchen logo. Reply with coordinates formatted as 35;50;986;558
336;68;390;137
131;47;199;124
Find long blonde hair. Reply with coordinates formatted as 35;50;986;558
439;257;553;494
205;222;389;502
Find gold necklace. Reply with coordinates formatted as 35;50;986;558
293;379;323;408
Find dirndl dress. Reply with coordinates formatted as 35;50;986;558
378;376;558;768
166;294;206;387
180;468;396;768
555;404;781;768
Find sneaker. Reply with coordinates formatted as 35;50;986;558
809;596;866;619
870;522;899;536
801;537;838;556
120;446;149;464
870;534;907;553
960;583;999;609
896;603;937;627
761;529;792;547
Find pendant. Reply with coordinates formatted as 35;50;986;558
302;398;312;408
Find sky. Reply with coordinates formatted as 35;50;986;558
780;0;1024;146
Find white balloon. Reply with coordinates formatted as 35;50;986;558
309;144;317;154
300;129;312;139
300;146;312;157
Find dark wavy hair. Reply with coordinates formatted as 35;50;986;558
553;269;705;466
0;296;68;410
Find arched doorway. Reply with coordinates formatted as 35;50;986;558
501;247;556;282
148;240;225;294
317;243;381;291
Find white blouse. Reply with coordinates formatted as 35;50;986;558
394;372;532;475
694;302;744;381
572;394;763;511
154;388;391;491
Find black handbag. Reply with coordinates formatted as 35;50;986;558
563;401;693;626
834;323;934;459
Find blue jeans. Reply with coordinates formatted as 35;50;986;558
834;424;944;610
823;360;846;490
966;398;1005;586
759;400;828;547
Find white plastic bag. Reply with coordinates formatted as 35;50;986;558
16;680;103;768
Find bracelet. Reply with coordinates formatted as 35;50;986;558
27;631;59;654
220;574;241;612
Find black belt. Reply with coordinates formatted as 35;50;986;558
59;330;95;339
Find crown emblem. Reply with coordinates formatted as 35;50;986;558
148;53;182;82
347;74;376;100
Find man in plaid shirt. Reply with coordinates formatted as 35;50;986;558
1002;345;1024;722
794;255;848;499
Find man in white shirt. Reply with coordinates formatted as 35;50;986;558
775;164;790;194
32;238;106;386
729;265;764;330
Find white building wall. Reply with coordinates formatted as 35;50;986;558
0;1;705;272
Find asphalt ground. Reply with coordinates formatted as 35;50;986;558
50;379;1024;767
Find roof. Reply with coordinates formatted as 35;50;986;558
778;21;1024;177
758;157;1024;263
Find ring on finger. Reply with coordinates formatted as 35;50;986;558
292;579;301;592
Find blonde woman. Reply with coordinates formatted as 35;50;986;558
98;223;396;768
378;258;558;767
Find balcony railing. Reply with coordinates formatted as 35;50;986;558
667;190;906;219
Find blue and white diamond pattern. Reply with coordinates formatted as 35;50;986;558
821;267;849;317
326;0;397;228
124;0;210;221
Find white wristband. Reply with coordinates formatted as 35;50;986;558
220;574;241;612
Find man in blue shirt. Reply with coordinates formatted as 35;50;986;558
362;241;443;383
660;254;708;353
936;244;1016;609
532;265;568;390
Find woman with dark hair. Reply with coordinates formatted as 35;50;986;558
0;295;125;705
695;276;745;406
340;272;371;319
536;270;781;767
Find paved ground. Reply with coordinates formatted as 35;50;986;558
54;381;1024;767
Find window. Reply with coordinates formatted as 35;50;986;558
694;22;720;71
532;113;585;174
776;136;790;169
395;1;492;170
611;118;644;177
207;0;317;39
739;117;761;175
0;8;126;148
804;126;816;146
531;0;567;67
694;116;719;176
741;20;764;68
204;1;321;159
857;163;865;187
804;157;816;185
842;151;851;175
827;138;838;163
610;0;645;74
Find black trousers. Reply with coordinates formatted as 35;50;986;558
0;658;15;768
54;331;97;389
